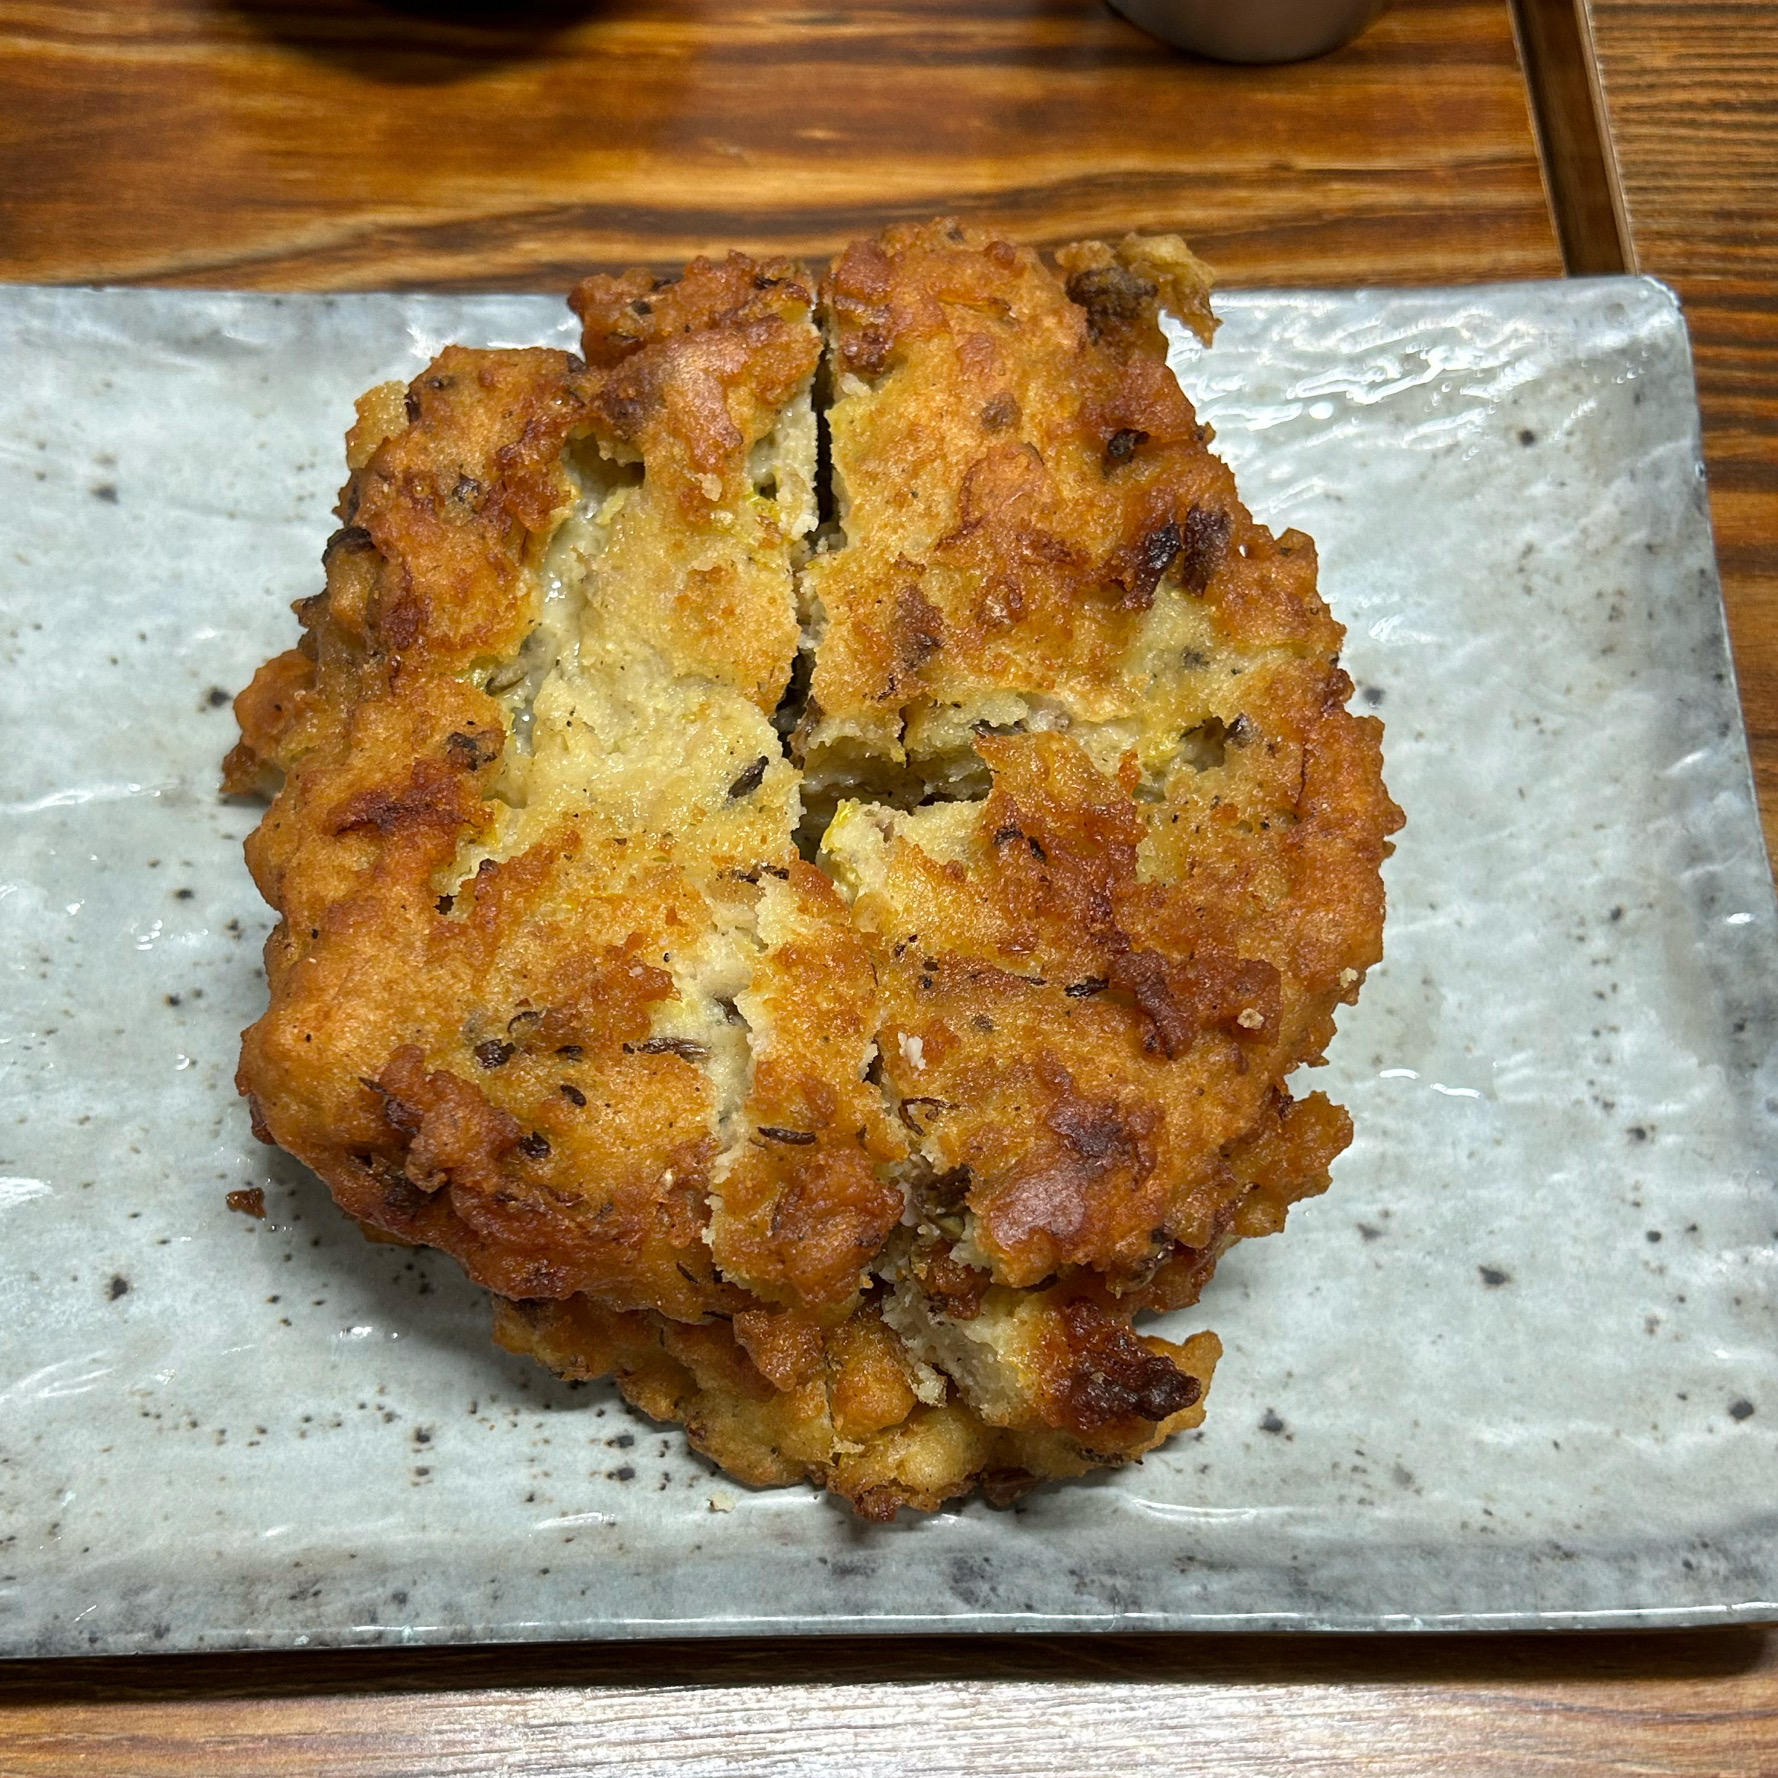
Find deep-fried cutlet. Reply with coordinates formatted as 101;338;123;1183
228;225;1401;1517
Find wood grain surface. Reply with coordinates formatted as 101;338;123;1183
4;0;1778;1773
0;0;1561;287
1;1631;1775;1776
1582;0;1778;850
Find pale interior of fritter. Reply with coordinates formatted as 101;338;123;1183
443;387;818;1180
879;1257;1047;1427
422;308;1289;1429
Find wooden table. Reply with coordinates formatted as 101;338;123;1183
1584;0;1778;861
2;0;1774;1769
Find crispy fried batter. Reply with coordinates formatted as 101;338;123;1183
232;224;1400;1517
493;1292;1220;1516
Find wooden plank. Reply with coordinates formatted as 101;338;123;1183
1580;0;1778;274
1579;0;1778;853
0;0;1560;289
1;1631;1775;1776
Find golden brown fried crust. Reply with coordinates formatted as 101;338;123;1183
231;225;1399;1518
804;222;1278;774
233;256;822;1323
573;255;822;500
809;221;1399;1321
842;708;1392;1292
493;1291;1221;1519
705;862;908;1309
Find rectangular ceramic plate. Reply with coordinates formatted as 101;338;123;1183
2;278;1775;1655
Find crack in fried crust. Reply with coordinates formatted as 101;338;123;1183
229;224;1400;1519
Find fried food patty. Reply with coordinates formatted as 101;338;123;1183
227;223;1401;1518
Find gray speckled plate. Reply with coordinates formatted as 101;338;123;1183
2;278;1774;1655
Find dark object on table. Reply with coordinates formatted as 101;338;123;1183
1108;0;1386;61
